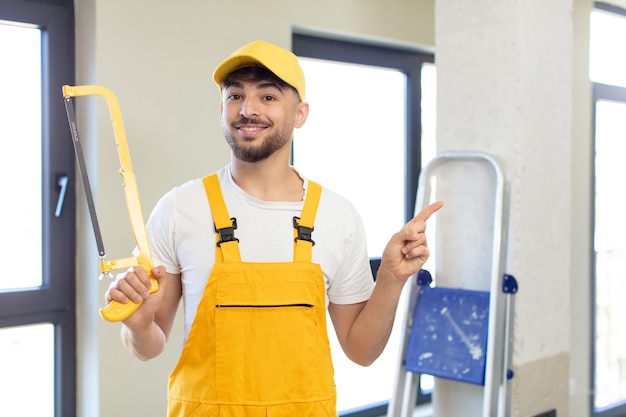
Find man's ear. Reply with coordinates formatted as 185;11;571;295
294;102;309;128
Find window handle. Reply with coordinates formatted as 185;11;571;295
55;175;69;218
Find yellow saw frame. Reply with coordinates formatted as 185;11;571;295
62;85;158;322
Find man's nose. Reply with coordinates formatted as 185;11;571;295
240;97;261;118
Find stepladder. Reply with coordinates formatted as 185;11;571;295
388;151;517;417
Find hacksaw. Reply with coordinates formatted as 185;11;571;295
62;85;158;322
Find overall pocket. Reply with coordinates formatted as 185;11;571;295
214;281;331;404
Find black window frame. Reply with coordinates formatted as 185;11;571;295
0;0;75;416
292;32;435;417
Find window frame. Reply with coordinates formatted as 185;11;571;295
292;32;435;416
0;0;76;416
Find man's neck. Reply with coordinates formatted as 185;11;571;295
229;159;304;202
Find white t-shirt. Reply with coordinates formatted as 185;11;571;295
146;165;375;337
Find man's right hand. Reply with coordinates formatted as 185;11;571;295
105;265;167;329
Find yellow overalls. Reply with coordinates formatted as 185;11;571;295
167;173;337;417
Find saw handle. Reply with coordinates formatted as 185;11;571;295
98;257;159;322
100;274;159;322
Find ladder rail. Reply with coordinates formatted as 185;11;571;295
388;272;423;417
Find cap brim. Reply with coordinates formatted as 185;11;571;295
212;55;263;86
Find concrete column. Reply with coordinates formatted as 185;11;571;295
434;0;574;415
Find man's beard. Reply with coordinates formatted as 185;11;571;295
223;118;291;163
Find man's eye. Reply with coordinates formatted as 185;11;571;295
263;95;276;101
227;94;241;100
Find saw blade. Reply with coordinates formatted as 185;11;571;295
63;96;106;258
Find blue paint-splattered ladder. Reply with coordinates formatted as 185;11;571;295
388;152;518;417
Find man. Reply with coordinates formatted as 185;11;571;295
106;40;443;416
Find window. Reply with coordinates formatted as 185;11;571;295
292;34;436;416
590;3;626;416
0;1;75;416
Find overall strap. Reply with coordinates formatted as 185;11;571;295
293;180;322;263
202;174;241;263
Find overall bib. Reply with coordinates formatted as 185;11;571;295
167;173;337;417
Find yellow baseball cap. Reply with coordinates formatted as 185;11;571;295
212;40;306;102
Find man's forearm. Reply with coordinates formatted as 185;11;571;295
343;270;406;366
121;322;167;361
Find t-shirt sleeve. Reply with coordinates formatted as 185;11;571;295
326;207;375;305
145;191;181;275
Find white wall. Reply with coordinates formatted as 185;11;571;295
72;0;600;416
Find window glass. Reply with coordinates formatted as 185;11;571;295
295;58;406;259
0;324;54;416
420;63;437;165
594;99;626;410
589;9;626;87
0;22;42;290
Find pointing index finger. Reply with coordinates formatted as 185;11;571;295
413;200;444;223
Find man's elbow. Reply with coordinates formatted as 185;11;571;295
346;350;381;367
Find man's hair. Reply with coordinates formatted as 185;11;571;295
222;66;299;99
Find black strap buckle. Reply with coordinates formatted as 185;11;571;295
214;217;238;246
293;216;315;245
